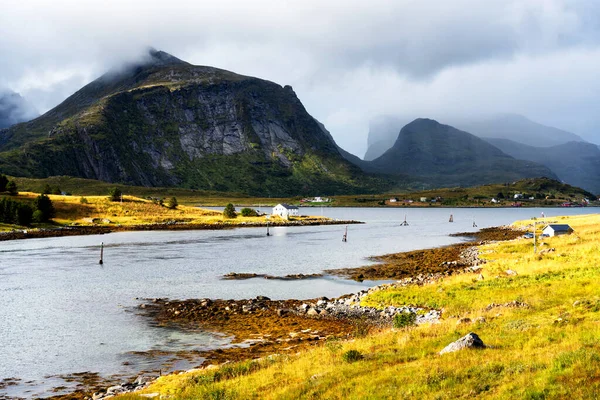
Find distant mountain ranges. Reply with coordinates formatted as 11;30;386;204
364;114;600;194
0;49;593;195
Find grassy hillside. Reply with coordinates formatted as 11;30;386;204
117;213;600;399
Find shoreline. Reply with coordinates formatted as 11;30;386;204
46;225;524;400
0;219;362;242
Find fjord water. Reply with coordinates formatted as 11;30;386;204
0;207;593;397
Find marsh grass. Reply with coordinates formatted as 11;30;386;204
114;213;600;399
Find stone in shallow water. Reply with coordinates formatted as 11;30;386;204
439;332;486;355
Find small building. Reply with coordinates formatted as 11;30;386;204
420;197;427;202
514;193;523;199
490;198;499;204
272;203;299;219
542;224;573;237
389;198;397;203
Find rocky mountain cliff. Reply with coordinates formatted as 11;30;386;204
363;118;557;187
0;50;386;196
485;138;600;194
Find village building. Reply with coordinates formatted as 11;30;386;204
272;203;299;219
542;224;574;237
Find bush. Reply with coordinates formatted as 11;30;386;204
167;197;178;209
223;203;237;218
240;207;258;217
16;204;33;226
79;197;88;204
6;181;18;195
342;349;363;363
32;210;44;223
52;186;62;195
0;174;8;192
393;311;417;328
108;187;122;202
34;194;56;222
42;184;52;194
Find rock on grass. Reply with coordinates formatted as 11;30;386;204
439;332;486;355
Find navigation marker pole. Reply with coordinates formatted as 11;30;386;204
99;242;104;265
342;226;348;242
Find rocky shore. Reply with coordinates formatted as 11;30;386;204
53;225;519;399
0;219;362;242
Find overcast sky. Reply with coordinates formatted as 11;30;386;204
1;0;599;156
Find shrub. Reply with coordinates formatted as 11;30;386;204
34;194;56;222
393;311;417;328
342;349;363;363
0;174;8;192
6;181;18;195
52;186;62;195
42;184;52;194
79;197;88;204
167;197;178;209
16;204;33;226
32;210;44;223
108;187;122;202
240;207;258;217
223;203;237;219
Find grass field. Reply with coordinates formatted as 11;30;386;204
116;213;600;399
0;191;325;231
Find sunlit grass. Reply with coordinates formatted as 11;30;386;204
117;213;600;399
0;192;326;230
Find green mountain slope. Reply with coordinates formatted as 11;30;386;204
363;118;558;187
0;50;388;196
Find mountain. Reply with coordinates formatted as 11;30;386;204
0;49;387;196
485;138;600;194
363;113;587;161
363;118;557;187
0;90;38;129
364;116;408;161
454;113;585;147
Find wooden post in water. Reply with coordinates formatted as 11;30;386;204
266;221;270;236
400;214;409;226
449;214;454;223
99;242;104;265
342;226;348;242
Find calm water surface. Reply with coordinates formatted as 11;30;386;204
0;207;595;397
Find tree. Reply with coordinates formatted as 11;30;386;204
0;174;9;192
109;187;122;202
497;192;505;199
34;194;56;222
16;204;33;226
167;197;178;209
6;181;18;195
223;203;237;218
42;184;52;194
52;186;62;195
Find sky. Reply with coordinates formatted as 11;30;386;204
1;0;599;157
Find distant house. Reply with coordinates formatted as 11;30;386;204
389;198;398;203
514;193;524;199
490;198;499;204
542;224;574;237
420;197;427;202
272;203;299;219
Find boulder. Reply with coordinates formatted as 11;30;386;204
439;332;486;355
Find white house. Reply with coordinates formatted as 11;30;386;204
542;224;573;237
272;203;299;219
514;193;524;199
420;197;428;202
490;198;499;204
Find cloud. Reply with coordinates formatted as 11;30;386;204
1;0;600;155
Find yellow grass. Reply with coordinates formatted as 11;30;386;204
0;192;326;231
117;213;600;399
